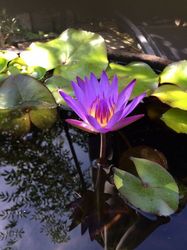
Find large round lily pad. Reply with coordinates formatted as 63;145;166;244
161;108;187;134
0;74;57;135
152;84;187;110
160;60;187;90
21;28;108;79
107;62;159;98
114;157;179;216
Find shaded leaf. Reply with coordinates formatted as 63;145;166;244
153;84;187;110
0;74;57;134
107;62;158;97
161;108;187;134
114;157;179;216
119;145;168;175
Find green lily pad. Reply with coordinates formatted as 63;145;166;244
114;157;179;216
0;109;30;135
0;74;57;135
45;76;74;105
107;62;158;98
160;60;187;89
27;66;46;80
21;28;108;78
161;108;187;133
0;50;18;61
152;84;187;110
0;58;8;73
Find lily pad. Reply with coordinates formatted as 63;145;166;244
152;84;187;110
0;74;57;135
107;62;159;98
160;60;187;90
45;76;74;105
0;58;8;73
27;66;46;80
114;157;179;216
21;28;108;78
161;108;187;133
0;50;18;61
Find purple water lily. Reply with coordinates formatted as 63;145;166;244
59;72;146;133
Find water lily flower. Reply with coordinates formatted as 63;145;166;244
59;72;146;133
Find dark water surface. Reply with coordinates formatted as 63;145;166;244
1;112;187;250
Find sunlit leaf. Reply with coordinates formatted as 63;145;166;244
0;74;57;135
161;108;187;133
114;157;179;216
153;85;187;110
0;58;8;73
107;62;158;97
27;66;46;80
160;60;187;89
0;50;18;61
20;28;108;77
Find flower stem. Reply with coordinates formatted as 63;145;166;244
99;133;106;166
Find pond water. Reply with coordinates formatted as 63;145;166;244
0;108;187;250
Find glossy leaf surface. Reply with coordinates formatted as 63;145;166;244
114;157;179;216
107;62;158;98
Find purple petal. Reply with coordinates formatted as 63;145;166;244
90;73;99;96
59;89;87;121
100;71;109;96
122;92;146;117
106;110;124;129
76;77;85;91
71;81;85;104
86;115;109;133
108;75;118;103
116;79;136;111
66;119;97;133
110;114;144;131
83;76;97;106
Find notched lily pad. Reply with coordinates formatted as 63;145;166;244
114;157;179;216
0;74;57;135
107;62;159;97
161;108;187;134
21;28;108;78
160;60;187;89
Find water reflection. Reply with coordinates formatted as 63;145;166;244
0;114;187;250
0;121;89;249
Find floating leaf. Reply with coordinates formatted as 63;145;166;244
161;108;187;133
114;157;179;216
45;76;74;105
153;85;187;110
0;74;57;135
21;29;108;77
0;50;18;61
0;58;8;73
119;145;168;175
160;60;187;89
107;62;158;97
27;66;46;80
0;109;30;135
